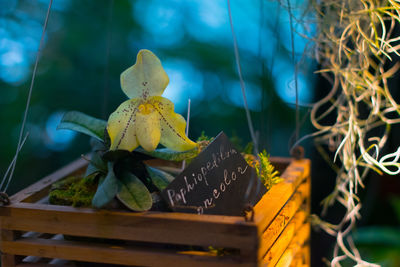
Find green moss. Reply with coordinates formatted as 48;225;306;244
196;131;213;142
244;151;283;190
256;150;283;190
49;175;98;207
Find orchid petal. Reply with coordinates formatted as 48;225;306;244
107;99;140;151
135;107;161;152
151;96;198;152
120;49;169;99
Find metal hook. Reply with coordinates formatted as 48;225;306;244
0;192;10;206
290;145;305;160
243;204;255;222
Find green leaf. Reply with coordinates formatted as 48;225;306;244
146;166;175;191
85;151;107;177
92;163;119;208
136;147;199;161
90;137;108;151
57;111;107;141
116;172;152;211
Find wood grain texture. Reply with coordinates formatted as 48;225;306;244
3;238;253;267
0;202;257;250
253;159;310;234
15;264;76;267
280;224;310;267
261;210;308;266
301;245;310;266
1;230;19;267
257;182;309;259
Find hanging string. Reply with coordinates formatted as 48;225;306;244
258;0;268;151
185;99;191;139
227;0;259;156
101;0;114;118
182;99;191;171
227;0;262;213
0;133;29;192
286;0;303;158
0;0;53;196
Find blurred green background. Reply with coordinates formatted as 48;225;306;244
1;0;315;194
0;0;399;266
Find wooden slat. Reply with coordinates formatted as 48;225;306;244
263;223;294;266
10;158;88;204
257;182;309;259
19;234;65;265
277;223;310;267
289;248;305;267
17;264;71;267
253;159;310;234
269;157;293;173
261;210;307;266
0;203;257;250
289;255;302;267
288;243;310;267
16;263;77;267
302;245;310;266
17;257;77;266
3;238;253;267
1;230;18;267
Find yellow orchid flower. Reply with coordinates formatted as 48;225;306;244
107;49;198;152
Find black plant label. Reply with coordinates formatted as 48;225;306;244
161;132;266;216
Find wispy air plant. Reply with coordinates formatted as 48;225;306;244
283;0;400;265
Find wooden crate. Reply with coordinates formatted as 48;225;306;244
0;157;311;267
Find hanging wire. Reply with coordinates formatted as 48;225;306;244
0;133;29;191
181;99;191;171
227;0;262;211
101;0;114;118
185;99;191;137
227;0;259;156
286;0;301;150
0;0;53;194
258;0;268;151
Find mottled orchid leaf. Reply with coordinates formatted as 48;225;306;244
146;165;175;191
137;147;199;161
57;111;107;141
120;49;169;99
85;151;107;177
92;163;119;208
90;137;108;152
116;171;152;211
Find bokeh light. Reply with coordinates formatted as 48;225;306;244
44;111;76;151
